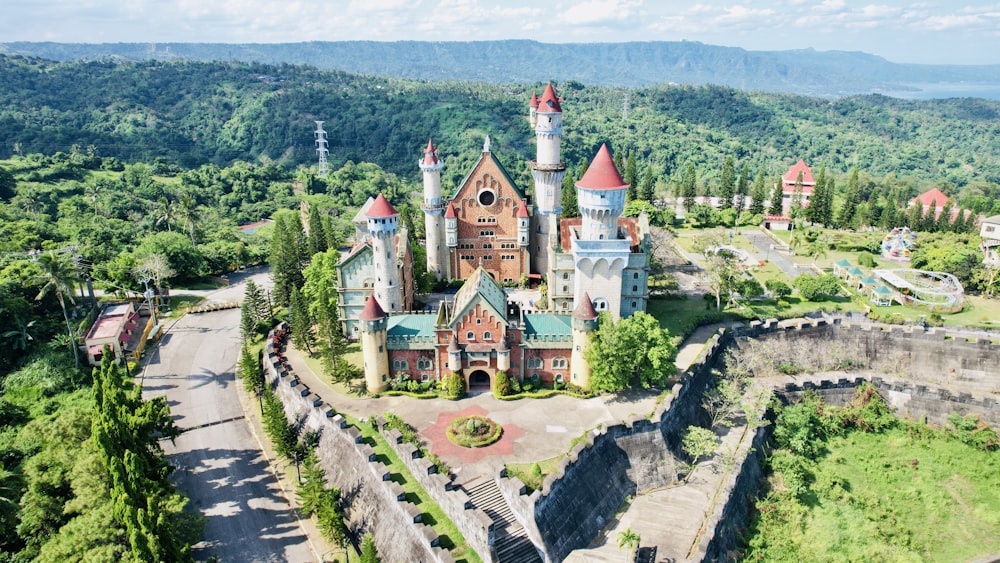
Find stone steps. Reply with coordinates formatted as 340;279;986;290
462;477;542;563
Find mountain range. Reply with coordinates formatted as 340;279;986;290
3;40;1000;98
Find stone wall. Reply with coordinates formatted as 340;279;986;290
264;327;454;563
377;420;496;562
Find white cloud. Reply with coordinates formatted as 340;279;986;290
563;0;642;26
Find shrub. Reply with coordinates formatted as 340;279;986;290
493;370;511;397
947;413;999;451
765;279;792;299
446;415;502;448
794;273;841;301
857;252;877;268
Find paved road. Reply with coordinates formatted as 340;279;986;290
741;229;805;279
141;272;316;562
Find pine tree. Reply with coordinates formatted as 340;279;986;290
937;201;954;232
614;149;625;176
360;534;380;563
768;177;784;216
837;167;861;228
625;150;638;201
290;286;315;355
734;163;749;213
239;341;264;394
322;214;340;251
789;170;805;216
244;279;270;327
749;170;767;216
307;205;327;257
682;164;697;212
719;156;735;209
640;164;655;202
297;450;327;517
922;200;938;232
907;201;924;230
270;212;307;307
561;171;579;218
822;177;836;227
806;165;827;225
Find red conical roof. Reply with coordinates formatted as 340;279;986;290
573;291;598;320
422;139;439;165
517;204;529;218
782;160;815;184
529;92;539;108
444;202;457;218
365;194;398;218
576;144;628;191
537;83;561;113
359;295;386;321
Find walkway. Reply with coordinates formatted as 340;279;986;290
741;228;803;279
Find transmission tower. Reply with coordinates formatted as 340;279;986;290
314;121;329;178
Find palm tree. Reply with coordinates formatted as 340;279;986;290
617;528;640;562
807;237;831;266
1;315;36;351
176;192;199;244
35;251;80;368
154;196;175;232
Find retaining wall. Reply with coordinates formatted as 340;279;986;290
264;326;454;563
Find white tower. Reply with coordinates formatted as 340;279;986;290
420;139;447;281
531;83;567;277
314;121;329;178
573;144;631;319
366;194;403;312
517;203;530;247
445;202;458;248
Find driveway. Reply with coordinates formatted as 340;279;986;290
741;229;804;279
141;273;317;562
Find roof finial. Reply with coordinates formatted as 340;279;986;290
483;135;491;153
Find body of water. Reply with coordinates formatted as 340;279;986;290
878;82;1000;101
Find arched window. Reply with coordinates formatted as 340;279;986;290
552;357;567;369
526;357;543;369
466;331;475;341
392;359;408;370
483;331;492;340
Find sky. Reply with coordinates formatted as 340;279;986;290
2;0;999;65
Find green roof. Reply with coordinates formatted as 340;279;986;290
387;314;438;337
450;267;508;328
834;259;852;268
873;285;894;296
524;314;572;337
847;267;865;277
859;276;878;286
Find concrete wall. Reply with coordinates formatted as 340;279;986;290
265;327;454;563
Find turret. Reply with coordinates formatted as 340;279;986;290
528;92;539;128
571;291;599;390
447;333;462;372
445;202;458;248
420;140;447;281
360;296;389;393
517;204;530;247
366;194;403;312
576;144;627;242
496;338;510;372
531;83;568;276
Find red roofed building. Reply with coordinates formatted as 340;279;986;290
780;160;816;212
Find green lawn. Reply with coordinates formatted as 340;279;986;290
747;424;1000;562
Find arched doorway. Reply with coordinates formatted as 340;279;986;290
468;370;491;391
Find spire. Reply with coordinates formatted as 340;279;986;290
366;193;398;218
359;295;386;321
577;144;628;191
573;291;599;320
422;139;439;166
529;92;539;108
538;83;562;113
483;135;491;153
517;204;529;218
445;201;457;218
447;333;461;353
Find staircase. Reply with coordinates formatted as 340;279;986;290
462;477;542;563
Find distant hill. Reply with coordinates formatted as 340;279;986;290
3;40;1000;98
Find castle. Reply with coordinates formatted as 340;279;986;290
340;84;650;393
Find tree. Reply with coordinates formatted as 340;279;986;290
837;167;861;228
270;211;307;308
624;150;638;200
617;528;640;563
561;171;579;218
734;163;749;215
244;278;271;329
0;165;17;201
789;170;805;217
585;312;676;393
768;177;784;216
680;425;719;480
640;164;655;202
297;450;327;517
749;170;767;216
493;370;511;398
806;165;832;226
719;155;735;209
794;273;841;301
302;249;344;364
765;279;792;299
681;164;697;212
133;231;205;282
692;230;743;310
175;192;200;245
35;251;80;368
290;286;315;355
360;533;380;563
238;340;263;394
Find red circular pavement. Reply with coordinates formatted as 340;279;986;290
421;404;525;464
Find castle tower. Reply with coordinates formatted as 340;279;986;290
573;144;631;319
531;83;567;277
571;291;599;390
420;139;447;281
528;92;539;128
360;296;389;393
445;201;458;245
366;194;403;312
517;203;530;247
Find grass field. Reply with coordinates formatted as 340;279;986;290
746;424;1000;561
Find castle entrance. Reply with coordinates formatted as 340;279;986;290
468;370;491;391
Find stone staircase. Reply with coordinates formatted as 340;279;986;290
462;477;542;563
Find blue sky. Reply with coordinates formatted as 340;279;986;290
3;0;999;65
